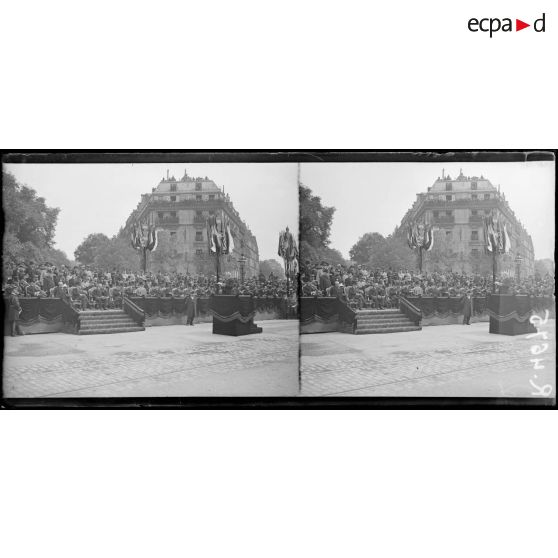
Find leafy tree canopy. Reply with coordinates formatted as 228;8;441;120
3;171;60;248
299;184;335;248
300;240;348;267
2;171;71;270
74;233;111;265
259;259;285;279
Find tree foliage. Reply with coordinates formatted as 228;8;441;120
349;233;388;264
347;232;415;270
299;184;335;248
74;233;139;270
535;259;554;278
2;171;71;269
3;171;60;248
95;236;139;271
259;259;285;279
74;233;111;265
300;240;348;267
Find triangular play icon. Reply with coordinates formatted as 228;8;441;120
516;19;530;31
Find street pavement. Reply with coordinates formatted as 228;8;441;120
300;320;556;398
3;321;299;397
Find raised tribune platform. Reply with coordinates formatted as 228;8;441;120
406;295;555;327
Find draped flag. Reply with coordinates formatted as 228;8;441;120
207;213;234;255
278;227;299;277
207;215;221;254
407;222;434;251
222;213;235;255
484;213;510;254
131;223;158;252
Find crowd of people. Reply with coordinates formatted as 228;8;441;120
3;260;294;312
300;260;555;310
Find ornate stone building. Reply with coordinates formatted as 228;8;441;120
399;170;535;277
124;170;259;277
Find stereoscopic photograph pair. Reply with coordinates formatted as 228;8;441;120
2;151;555;408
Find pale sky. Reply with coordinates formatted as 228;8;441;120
300;161;555;261
3;163;298;262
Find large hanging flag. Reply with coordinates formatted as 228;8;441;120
407;222;434;251
146;225;158;252
207;215;223;254
484;213;510;254
222;214;235;255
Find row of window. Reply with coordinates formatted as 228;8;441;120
169;182;204;192
445;181;480;191
441;193;491;201
167;194;216;202
432;208;492;218
156;209;221;220
443;230;480;240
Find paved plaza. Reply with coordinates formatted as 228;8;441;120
3;321;299;398
301;321;556;398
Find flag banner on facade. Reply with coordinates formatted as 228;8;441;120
483;213;510;254
207;213;235;255
407;222;434;251
131;223;159;252
224;215;235;255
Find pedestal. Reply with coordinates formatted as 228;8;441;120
210;295;263;337
487;294;537;336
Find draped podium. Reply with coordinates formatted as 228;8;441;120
487;294;538;335
209;295;262;336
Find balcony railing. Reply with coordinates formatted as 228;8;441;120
469;215;484;223
156;217;179;225
433;216;455;224
193;216;206;224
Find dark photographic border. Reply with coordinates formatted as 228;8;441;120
1;149;556;409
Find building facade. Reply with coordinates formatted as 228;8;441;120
125;170;259;277
399;171;535;277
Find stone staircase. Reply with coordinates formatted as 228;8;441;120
354;308;421;335
78;309;145;335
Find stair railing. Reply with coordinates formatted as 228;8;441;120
59;298;80;334
399;296;422;326
123;295;145;327
336;297;357;333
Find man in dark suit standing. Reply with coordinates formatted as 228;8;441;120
462;291;473;325
185;291;195;326
7;287;24;336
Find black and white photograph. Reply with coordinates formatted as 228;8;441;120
299;159;555;398
2;160;299;398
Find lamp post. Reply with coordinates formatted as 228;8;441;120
515;254;523;282
238;254;247;285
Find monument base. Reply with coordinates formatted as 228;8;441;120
212;318;262;336
210;295;263;336
487;294;537;336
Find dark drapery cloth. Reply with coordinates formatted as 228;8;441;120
300;297;339;325
196;298;211;316
127;296;290;318
407;296;485;318
209;295;256;320
4;297;65;325
487;295;534;322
